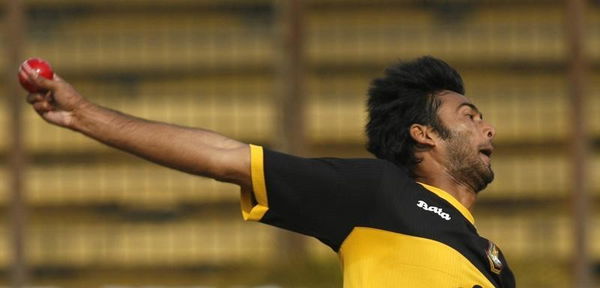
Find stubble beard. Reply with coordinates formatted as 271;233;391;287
445;131;494;193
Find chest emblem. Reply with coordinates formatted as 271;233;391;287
486;241;503;274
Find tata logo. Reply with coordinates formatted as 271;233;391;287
416;200;451;220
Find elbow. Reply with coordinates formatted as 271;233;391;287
208;145;251;188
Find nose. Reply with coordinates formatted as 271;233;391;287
483;121;496;140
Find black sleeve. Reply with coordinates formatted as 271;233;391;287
240;145;388;251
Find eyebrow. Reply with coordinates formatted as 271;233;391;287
457;102;483;118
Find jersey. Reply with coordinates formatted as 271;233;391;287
240;145;516;288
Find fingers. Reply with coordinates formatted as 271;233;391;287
27;88;55;113
22;65;58;91
32;100;53;113
26;90;53;103
26;93;43;104
18;69;28;84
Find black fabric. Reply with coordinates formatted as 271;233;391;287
259;148;515;288
361;167;516;287
260;149;390;250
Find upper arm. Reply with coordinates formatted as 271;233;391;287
242;146;387;250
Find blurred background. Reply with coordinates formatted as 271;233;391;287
1;0;599;287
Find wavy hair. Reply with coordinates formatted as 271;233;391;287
366;56;464;171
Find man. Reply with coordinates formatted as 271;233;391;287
23;56;515;287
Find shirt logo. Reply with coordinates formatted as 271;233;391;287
416;200;451;220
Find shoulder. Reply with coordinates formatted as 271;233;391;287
269;149;404;175
259;146;414;188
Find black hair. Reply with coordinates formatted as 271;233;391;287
366;56;464;171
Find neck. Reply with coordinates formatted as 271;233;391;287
413;165;478;210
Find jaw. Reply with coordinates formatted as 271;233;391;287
446;149;495;194
413;139;495;194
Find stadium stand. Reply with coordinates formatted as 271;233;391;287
0;0;597;286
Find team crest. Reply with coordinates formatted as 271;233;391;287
486;241;503;274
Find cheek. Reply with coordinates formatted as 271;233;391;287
456;121;477;133
447;130;478;157
454;124;482;143
448;124;474;141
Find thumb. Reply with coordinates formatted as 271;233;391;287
53;74;64;82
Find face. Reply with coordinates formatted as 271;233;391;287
434;91;496;193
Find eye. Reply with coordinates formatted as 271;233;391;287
466;114;475;120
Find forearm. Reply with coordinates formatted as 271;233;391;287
71;102;251;186
23;71;251;187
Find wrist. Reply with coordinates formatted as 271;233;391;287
69;99;97;132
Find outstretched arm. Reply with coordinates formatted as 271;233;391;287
22;69;251;190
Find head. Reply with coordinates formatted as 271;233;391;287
366;56;496;192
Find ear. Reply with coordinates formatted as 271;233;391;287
409;124;436;147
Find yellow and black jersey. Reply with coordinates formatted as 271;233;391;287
241;145;515;288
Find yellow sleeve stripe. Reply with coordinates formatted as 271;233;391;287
417;182;476;226
240;144;269;221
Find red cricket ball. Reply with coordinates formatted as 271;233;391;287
18;58;54;93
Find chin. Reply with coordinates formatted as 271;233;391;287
475;169;494;193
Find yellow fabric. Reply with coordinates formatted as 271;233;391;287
418;182;475;225
241;144;269;221
339;227;495;288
